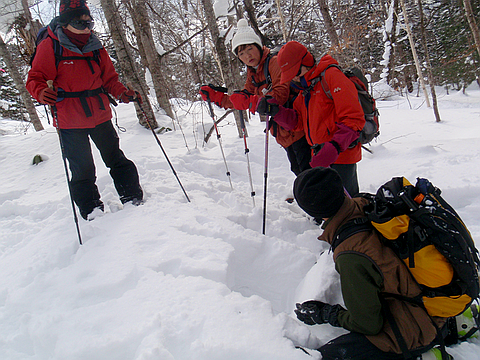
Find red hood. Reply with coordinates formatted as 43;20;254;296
305;54;339;82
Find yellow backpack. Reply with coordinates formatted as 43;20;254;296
336;177;480;318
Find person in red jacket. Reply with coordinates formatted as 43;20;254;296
199;20;311;176
257;41;365;196
27;0;143;220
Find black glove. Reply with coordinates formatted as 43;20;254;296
295;301;341;326
256;96;280;117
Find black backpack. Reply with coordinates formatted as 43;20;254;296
335;177;480;318
308;64;380;148
334;177;480;360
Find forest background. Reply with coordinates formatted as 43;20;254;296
0;0;478;134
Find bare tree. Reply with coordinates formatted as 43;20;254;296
399;0;430;107
0;33;43;131
316;0;343;62
463;0;480;85
201;0;242;137
243;0;271;46
99;0;158;129
417;0;441;122
124;0;174;119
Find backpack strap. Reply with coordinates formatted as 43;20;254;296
52;38;101;74
301;64;340;109
319;64;341;99
251;54;272;93
332;217;372;251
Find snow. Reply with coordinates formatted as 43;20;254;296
1;83;480;359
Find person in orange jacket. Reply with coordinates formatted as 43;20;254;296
257;41;365;196
200;20;311;176
27;0;143;220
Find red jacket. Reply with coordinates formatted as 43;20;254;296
27;26;127;129
292;54;365;164
221;47;305;148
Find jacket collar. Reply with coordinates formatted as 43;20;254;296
318;197;367;245
49;19;103;55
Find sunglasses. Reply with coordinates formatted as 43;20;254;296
69;19;95;31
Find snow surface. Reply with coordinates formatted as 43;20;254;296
1;83;480;359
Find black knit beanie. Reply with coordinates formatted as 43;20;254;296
58;0;91;25
293;167;345;219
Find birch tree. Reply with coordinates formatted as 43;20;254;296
99;0;158;129
124;0;174;119
417;0;440;121
0;33;43;130
201;0;243;137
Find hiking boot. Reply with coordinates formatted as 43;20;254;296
80;201;104;221
420;347;453;360
456;304;480;340
120;194;144;206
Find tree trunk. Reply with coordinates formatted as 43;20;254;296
384;0;399;87
418;0;441;122
0;34;43;131
316;0;342;62
243;0;271;47
463;0;480;60
126;0;174;119
100;0;157;129
399;0;431;107
21;0;42;57
274;0;288;43
201;0;243;137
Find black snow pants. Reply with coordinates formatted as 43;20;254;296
285;136;312;176
60;120;143;218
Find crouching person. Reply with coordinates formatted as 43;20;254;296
292;167;449;360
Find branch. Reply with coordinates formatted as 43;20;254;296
160;24;208;58
204;110;234;143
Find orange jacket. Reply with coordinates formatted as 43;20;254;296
293;55;365;164
221;47;305;148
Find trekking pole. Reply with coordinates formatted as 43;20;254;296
134;98;191;202
201;86;233;190
238;110;255;207
262;114;270;235
47;80;82;245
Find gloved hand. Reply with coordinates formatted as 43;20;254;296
199;85;226;106
230;90;259;114
295;301;341;327
120;89;142;104
309;141;340;168
38;87;58;106
256;96;280;117
257;97;299;130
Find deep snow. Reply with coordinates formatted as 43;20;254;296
1;83;480;359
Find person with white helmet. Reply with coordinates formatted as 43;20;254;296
199;19;311;176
